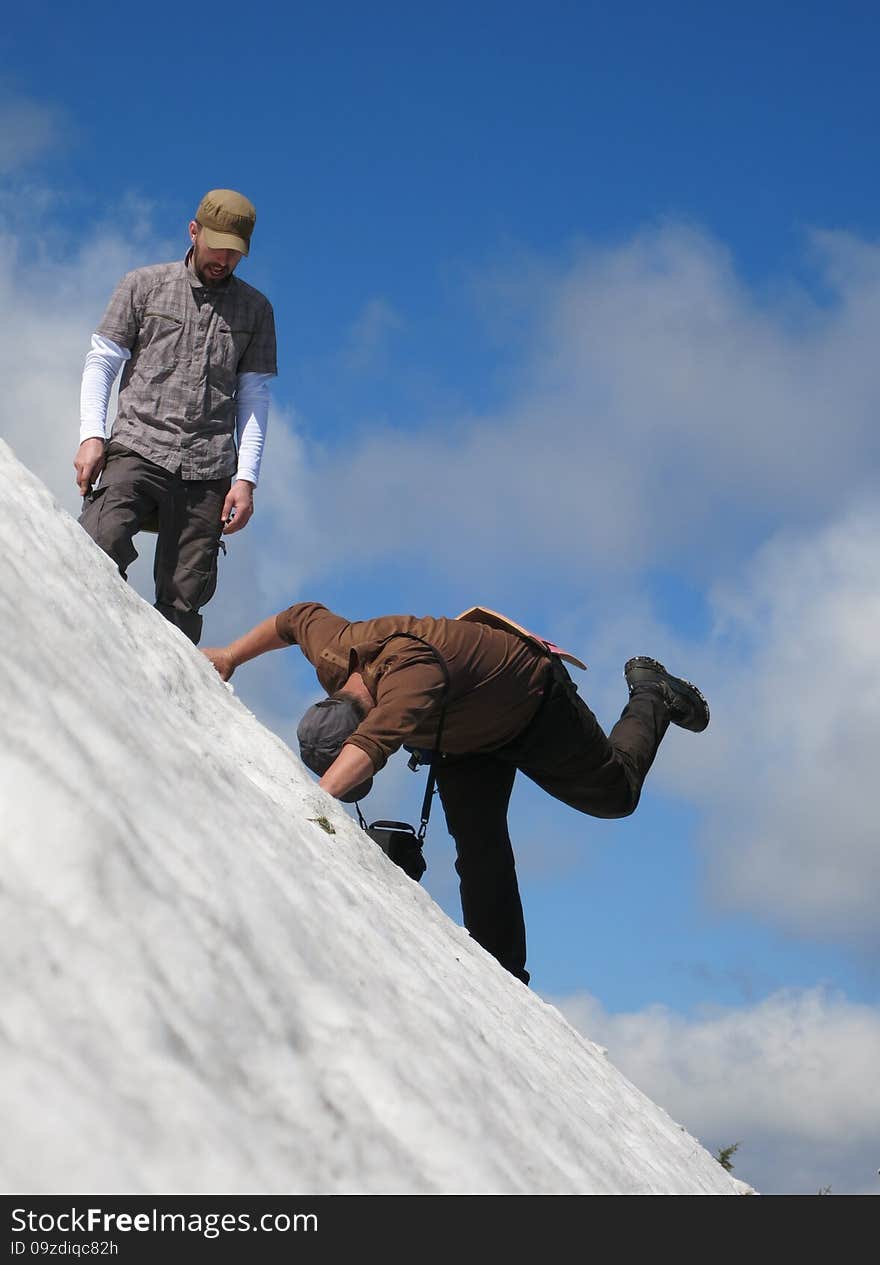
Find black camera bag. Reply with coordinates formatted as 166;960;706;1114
365;820;427;882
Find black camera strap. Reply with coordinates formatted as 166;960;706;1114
416;706;445;842
403;634;450;841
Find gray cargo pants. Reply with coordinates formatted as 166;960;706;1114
79;442;230;645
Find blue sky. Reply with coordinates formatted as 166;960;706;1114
3;0;879;1194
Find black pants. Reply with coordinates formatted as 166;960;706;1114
79;443;230;645
435;659;670;985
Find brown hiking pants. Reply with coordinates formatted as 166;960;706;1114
78;442;230;645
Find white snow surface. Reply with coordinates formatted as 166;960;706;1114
0;440;753;1195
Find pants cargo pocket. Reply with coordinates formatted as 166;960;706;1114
78;485;140;577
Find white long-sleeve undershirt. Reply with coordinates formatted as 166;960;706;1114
233;373;272;486
78;333;272;486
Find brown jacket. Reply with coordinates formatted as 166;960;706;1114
275;602;553;772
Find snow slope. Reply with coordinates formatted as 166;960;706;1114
0;440;753;1195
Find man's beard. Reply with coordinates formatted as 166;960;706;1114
198;263;230;287
192;248;231;287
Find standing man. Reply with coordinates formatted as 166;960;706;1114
202;602;710;986
74;189;277;644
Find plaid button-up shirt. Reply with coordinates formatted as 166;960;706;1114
97;252;277;480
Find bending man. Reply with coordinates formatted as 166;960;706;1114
203;602;709;985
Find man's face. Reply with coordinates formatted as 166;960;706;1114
188;221;243;286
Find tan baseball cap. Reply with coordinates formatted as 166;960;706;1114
194;189;256;255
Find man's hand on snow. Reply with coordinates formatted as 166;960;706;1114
201;647;236;681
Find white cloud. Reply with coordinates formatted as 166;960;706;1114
11;197;879;600
643;505;880;942
556;986;880;1195
244;222;880;593
343;297;403;373
550;503;880;947
0;95;65;171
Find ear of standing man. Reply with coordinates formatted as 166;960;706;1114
74;189;277;644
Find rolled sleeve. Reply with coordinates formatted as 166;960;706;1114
275;602;348;650
343;733;388;772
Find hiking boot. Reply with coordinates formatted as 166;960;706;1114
624;656;710;732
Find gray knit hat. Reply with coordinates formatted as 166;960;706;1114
297;697;373;803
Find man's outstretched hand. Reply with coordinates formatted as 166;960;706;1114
201;615;289;682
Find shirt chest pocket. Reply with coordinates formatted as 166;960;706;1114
212;318;254;375
142;310;184;334
135;310;186;377
316;646;350;693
